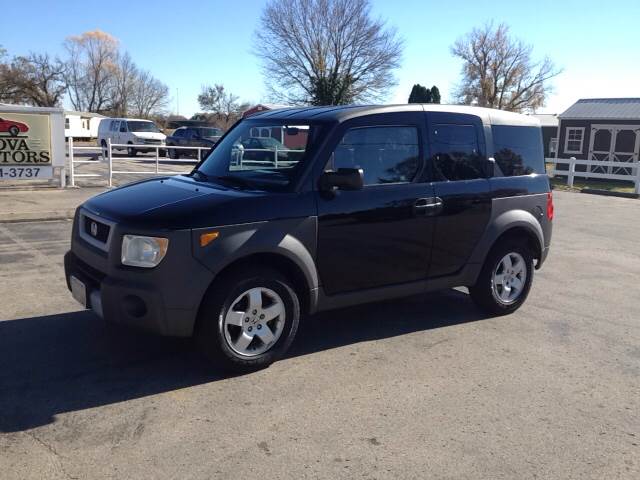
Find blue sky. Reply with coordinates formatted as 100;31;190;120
2;0;639;117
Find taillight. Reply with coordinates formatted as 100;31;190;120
546;191;554;221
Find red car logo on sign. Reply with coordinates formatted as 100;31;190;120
0;117;29;137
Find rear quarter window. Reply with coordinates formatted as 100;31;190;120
491;125;544;176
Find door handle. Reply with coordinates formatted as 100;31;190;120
414;197;443;215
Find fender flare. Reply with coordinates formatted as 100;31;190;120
470;209;544;265
193;219;320;311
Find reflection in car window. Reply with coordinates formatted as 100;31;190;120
491;125;544;176
329;126;420;185
430;124;484;181
196;122;315;190
173;128;185;138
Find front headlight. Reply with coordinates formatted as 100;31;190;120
121;235;169;268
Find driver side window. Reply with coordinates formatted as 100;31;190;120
327;126;420;185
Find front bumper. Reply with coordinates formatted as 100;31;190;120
64;211;214;337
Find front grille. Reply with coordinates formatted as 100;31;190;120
83;216;110;243
78;209;115;252
143;139;162;145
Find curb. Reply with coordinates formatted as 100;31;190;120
580;188;640;199
0;210;75;223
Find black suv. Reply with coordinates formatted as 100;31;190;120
65;105;553;371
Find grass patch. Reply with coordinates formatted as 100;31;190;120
549;176;636;193
546;162;637;193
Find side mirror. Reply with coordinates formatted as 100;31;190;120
319;168;364;192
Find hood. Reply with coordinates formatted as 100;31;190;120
131;131;166;140
81;175;312;230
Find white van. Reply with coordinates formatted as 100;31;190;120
97;118;166;156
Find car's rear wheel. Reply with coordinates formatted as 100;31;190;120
195;267;300;372
469;240;534;315
8;126;19;136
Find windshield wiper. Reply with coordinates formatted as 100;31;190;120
191;170;210;182
191;170;258;190
210;175;257;190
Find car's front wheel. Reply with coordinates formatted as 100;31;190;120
469;240;534;315
196;268;300;372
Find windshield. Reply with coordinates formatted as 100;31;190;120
127;121;160;133
194;121;318;190
198;127;222;137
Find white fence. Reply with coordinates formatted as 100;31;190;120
67;137;304;187
68;138;207;187
547;157;640;194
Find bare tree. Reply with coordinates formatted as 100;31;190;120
198;84;249;129
111;52;138;116
129;70;170;117
0;46;16;103
9;53;67;107
64;30;119;112
0;46;22;104
254;0;403;105
0;47;66;106
451;23;561;112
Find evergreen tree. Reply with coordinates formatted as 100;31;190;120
430;85;441;104
408;84;431;103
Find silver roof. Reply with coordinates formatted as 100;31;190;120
64;110;106;118
559;98;640;120
251;104;540;127
530;113;559;127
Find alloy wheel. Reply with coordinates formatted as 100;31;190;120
222;287;286;357
492;252;527;304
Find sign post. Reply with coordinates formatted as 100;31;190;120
0;105;66;187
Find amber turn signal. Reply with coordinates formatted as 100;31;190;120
199;231;219;247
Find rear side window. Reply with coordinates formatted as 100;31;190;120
329;126;420;185
491;125;544;176
430;124;484;181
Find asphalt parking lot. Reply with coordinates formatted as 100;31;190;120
0;190;638;479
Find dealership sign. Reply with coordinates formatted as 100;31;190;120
0;112;54;179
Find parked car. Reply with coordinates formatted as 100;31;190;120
238;136;290;165
0;117;29;136
97;118;166;157
65;105;553;372
166;126;223;159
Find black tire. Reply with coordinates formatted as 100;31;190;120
169;147;179;159
195;267;300;372
469;239;534;316
8;125;19;137
127;144;137;157
101;140;108;158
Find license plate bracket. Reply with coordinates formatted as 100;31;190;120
70;275;87;308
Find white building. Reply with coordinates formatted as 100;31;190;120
64;111;105;139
